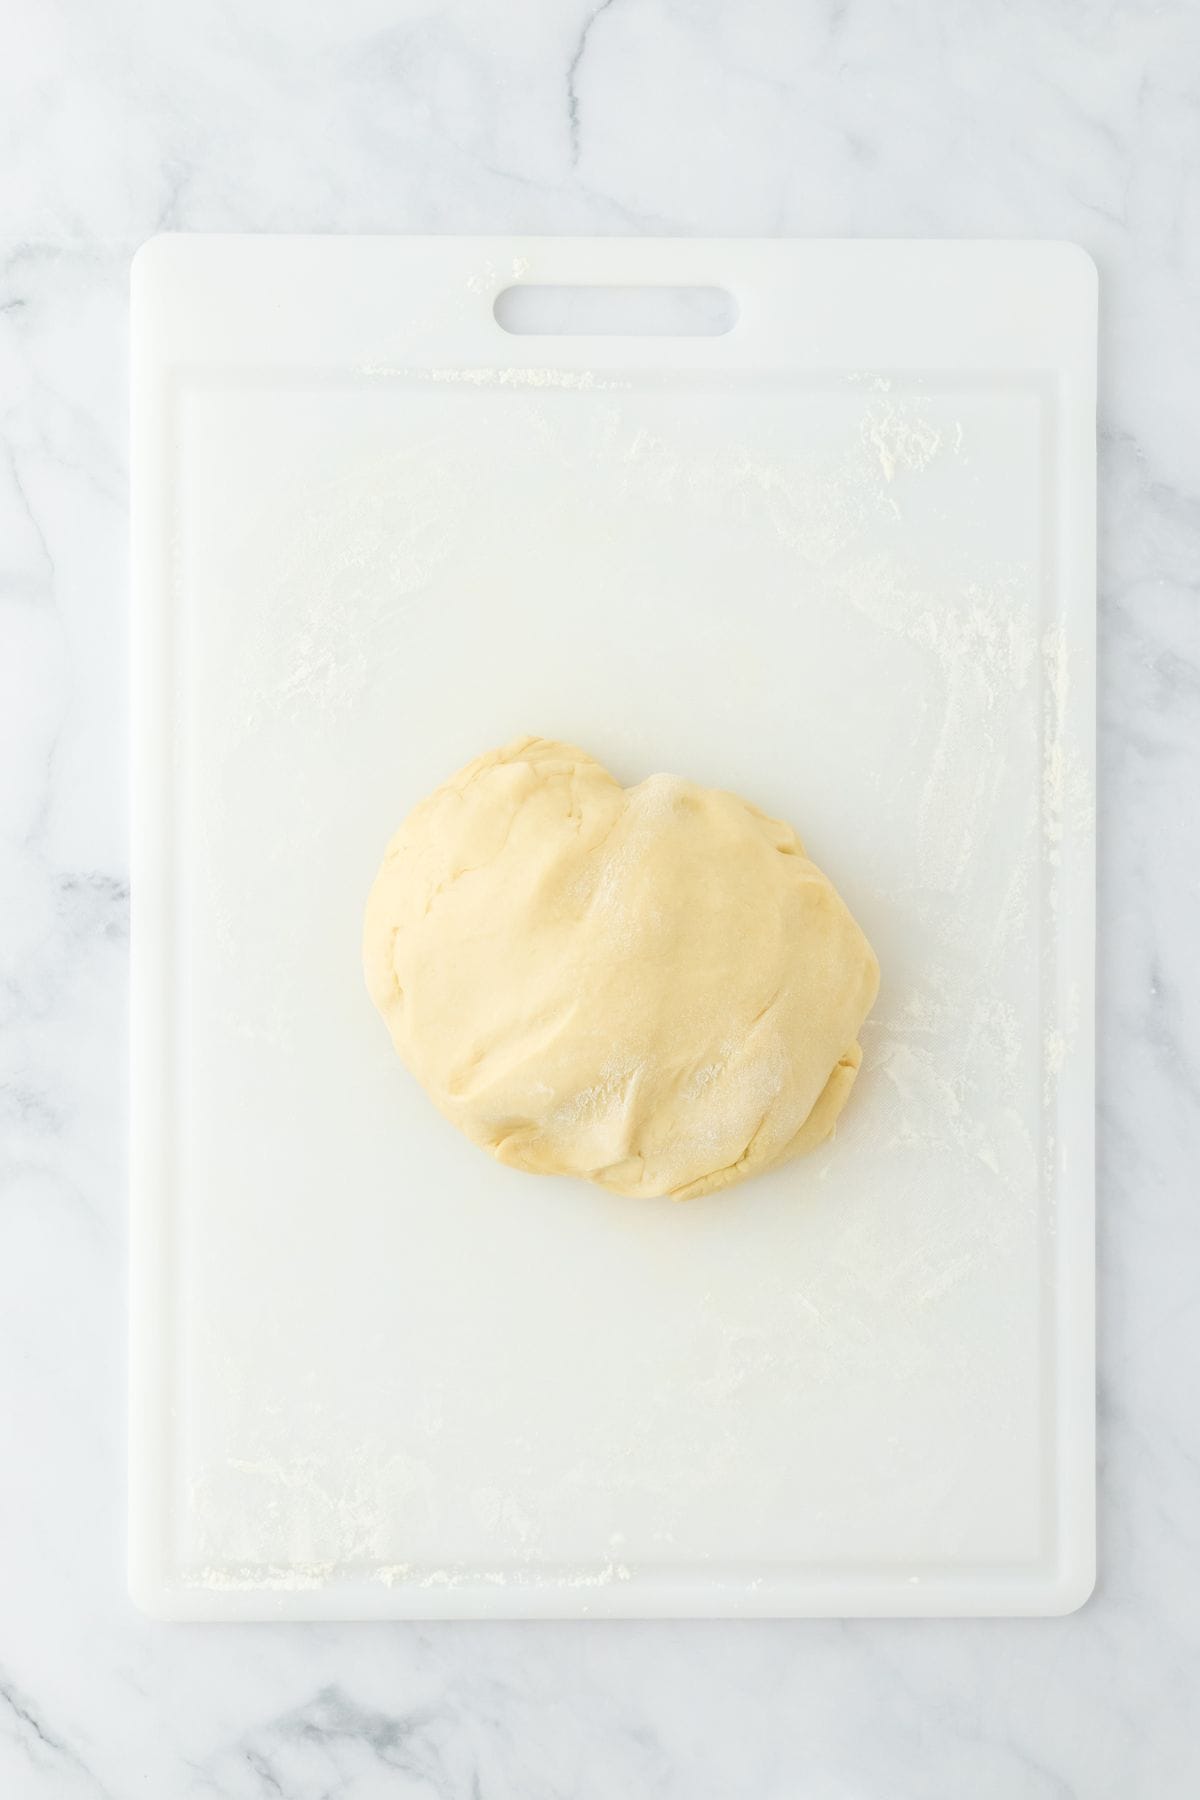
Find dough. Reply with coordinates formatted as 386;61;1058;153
363;737;879;1201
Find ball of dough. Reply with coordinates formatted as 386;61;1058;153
363;737;879;1201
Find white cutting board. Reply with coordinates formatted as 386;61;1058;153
130;237;1095;1619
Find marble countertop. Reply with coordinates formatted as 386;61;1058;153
2;2;1198;1794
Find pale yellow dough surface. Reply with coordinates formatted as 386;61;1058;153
363;737;879;1200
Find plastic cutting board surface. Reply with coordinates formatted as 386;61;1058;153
130;236;1096;1618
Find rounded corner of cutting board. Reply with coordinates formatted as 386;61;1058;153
1045;1549;1098;1617
127;1552;176;1623
130;231;185;299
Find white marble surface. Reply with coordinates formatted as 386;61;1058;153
1;0;1198;1793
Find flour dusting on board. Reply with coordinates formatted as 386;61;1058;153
225;449;472;729
861;395;943;483
181;371;1083;1595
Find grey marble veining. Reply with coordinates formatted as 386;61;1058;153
1;1;1198;1794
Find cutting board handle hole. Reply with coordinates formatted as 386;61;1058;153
493;285;738;337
